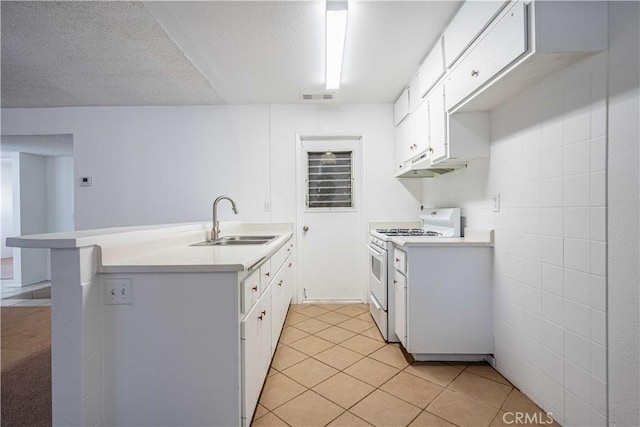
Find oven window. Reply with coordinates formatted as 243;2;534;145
371;256;381;281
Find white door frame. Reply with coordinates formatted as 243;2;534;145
294;133;368;304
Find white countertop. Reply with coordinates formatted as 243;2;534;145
371;228;494;247
7;222;294;273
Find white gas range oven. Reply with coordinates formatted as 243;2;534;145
367;208;461;342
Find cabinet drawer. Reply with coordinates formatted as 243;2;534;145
393;248;407;274
270;239;292;276
443;0;509;68
445;1;528;111
241;270;261;315
260;260;272;289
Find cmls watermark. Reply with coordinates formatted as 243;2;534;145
502;411;555;425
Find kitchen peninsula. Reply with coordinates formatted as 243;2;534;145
7;222;295;427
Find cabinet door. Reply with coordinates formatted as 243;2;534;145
428;84;448;163
241;287;272;424
403;113;416;161
394;270;407;348
412;100;430;155
418;37;445;98
394;118;408;172
445;1;527;111
443;0;509;68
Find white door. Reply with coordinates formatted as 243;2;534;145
296;137;365;303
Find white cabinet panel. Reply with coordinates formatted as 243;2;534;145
394;270;407;348
241;286;271;424
394;116;409;172
417;37;445;98
428;85;448;163
241;270;261;315
393;88;410;126
412;100;430;156
443;0;509;68
408;74;422;113
393;247;407;274
445;1;528;111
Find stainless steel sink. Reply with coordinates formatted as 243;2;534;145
191;235;277;247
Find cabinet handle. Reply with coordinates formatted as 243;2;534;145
428;147;434;153
252;286;258;292
265;272;270;277
261;310;267;316
395;258;400;262
471;70;479;77
394;280;397;284
288;262;292;268
258;314;264;320
278;280;283;287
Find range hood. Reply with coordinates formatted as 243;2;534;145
394;153;466;178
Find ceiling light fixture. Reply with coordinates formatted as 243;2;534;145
325;0;348;91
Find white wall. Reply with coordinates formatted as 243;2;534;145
422;52;609;426
607;2;640;425
45;156;75;232
17;152;49;285
1;158;14;258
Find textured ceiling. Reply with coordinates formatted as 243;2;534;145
1;1;461;107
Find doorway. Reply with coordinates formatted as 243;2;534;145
296;136;366;303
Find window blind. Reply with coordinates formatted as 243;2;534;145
306;151;353;209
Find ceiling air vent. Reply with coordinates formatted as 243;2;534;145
300;92;335;101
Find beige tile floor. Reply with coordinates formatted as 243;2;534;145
252;303;559;427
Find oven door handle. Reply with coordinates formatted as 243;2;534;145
367;245;383;257
369;294;382;310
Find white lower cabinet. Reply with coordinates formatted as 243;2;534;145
241;285;272;425
394;270;407;348
393;244;493;360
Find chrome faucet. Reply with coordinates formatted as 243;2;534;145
211;196;239;241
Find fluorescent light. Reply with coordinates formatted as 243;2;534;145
325;1;348;90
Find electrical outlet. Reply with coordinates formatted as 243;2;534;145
493;193;501;212
105;279;133;305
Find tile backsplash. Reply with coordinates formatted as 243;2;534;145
422;52;607;426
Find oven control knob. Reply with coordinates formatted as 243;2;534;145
303;226;309;232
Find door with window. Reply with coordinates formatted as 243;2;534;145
296;137;365;302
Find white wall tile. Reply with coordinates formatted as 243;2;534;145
522;208;541;235
590;241;606;276
508;207;523;232
564;330;591;371
565;390;592;427
564;174;591;207
523;153;541;181
542;292;563;326
564;300;591;338
523;310;542;342
541;208;563;237
522;233;541;261
564;207;591;239
541;236;564;267
543;374;565;415
508;232;525;258
508;255;524;283
542;263;564;296
540;117;564;151
564;268;590;305
564;106;591;146
590;342;606;381
565;361;592;403
564;238;590;273
591;376;607;415
542;319;564;356
523;284;542;315
589;275;606;311
523;180;542;208
523;260;542;288
590;309;606;346
590;172;606;207
564;140;591;176
590;207;606;242
590;136;606;172
542;347;564;384
541;178;564;207
541;148;564;179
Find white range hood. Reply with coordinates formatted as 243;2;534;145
395;153;466;179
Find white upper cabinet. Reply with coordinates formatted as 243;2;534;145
408;74;422;113
393;88;410;126
416;37;445;100
446;0;607;112
443;0;509;68
412;100;430;156
445;1;527;111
